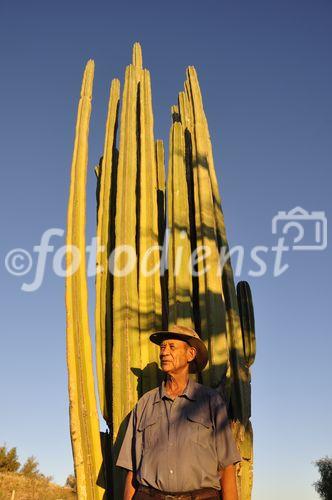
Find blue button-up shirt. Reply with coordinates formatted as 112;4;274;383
116;378;241;492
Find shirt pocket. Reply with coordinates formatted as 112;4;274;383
186;411;213;448
138;414;159;450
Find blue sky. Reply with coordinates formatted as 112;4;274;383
0;1;331;498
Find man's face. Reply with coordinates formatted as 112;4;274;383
159;338;196;374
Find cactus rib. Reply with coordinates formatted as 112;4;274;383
65;60;104;500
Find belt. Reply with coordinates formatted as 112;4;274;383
136;484;220;499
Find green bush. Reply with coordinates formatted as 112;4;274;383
21;456;39;476
313;457;332;500
0;445;20;472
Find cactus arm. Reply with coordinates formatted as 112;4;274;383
202;80;247;414
155;139;168;329
167;122;193;329
156;140;165;193
112;64;141;436
166;123;175;327
156;139;166;226
237;281;256;367
138;67;163;392
233;282;256;500
95;79;120;423
65;60;104;499
185;67;229;386
186;67;247;416
178;88;209;380
132;42;143;70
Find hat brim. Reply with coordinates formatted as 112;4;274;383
150;331;208;373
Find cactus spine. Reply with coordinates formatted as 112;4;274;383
65;60;104;499
66;44;255;499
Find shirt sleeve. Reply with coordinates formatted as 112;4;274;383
213;393;242;469
115;408;136;471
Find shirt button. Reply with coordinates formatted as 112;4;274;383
170;469;174;474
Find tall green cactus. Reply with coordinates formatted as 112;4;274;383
65;60;104;499
66;44;256;500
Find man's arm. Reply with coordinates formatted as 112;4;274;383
115;409;138;499
123;470;136;500
220;464;238;500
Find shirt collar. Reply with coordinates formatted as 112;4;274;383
154;378;197;403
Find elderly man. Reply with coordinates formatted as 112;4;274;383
116;325;241;500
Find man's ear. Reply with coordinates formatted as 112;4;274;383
187;346;197;363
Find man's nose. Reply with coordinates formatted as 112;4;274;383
160;344;170;355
